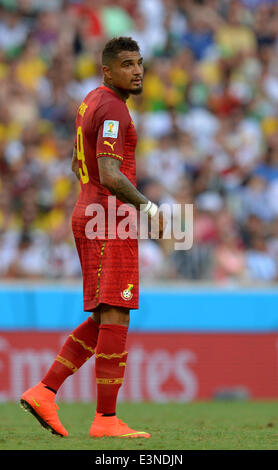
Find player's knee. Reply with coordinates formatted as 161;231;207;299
100;305;130;327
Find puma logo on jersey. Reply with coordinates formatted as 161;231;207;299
104;140;116;151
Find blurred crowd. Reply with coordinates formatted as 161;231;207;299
0;0;278;284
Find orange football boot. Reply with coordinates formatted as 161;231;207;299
20;382;68;437
89;412;151;438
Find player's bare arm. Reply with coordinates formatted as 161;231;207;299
71;144;80;180
98;156;165;238
98;156;147;208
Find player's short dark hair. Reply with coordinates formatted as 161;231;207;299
102;37;140;65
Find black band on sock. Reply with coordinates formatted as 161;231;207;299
44;385;57;394
101;413;116;417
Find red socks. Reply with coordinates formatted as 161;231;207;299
95;324;128;415
42;319;129;417
42;316;99;392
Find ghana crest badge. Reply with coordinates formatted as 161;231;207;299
121;283;134;301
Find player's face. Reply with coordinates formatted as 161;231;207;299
105;51;144;95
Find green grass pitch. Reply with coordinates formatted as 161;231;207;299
1;401;278;450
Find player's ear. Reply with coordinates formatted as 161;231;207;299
102;65;112;82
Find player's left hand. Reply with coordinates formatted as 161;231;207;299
148;211;167;239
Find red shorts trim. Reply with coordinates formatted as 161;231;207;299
74;237;139;311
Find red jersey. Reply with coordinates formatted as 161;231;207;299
72;85;137;239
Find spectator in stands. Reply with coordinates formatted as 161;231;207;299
246;234;278;282
0;0;277;286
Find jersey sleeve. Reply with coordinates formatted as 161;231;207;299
95;99;130;163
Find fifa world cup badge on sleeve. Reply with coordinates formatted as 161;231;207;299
103;120;119;138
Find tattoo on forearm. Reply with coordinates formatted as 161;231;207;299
113;173;148;209
98;157;148;209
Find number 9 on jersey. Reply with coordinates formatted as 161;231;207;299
77;126;89;184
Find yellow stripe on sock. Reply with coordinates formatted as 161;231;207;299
95;351;128;360
69;334;95;355
56;355;78;373
96;377;123;385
